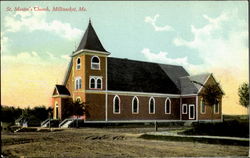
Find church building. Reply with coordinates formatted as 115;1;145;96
51;20;223;123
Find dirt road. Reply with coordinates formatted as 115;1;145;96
2;127;248;157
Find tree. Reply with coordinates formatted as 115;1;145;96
73;100;85;128
62;100;90;127
192;81;224;121
1;106;22;123
200;83;224;106
238;82;249;107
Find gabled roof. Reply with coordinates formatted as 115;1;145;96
179;73;211;94
107;57;189;94
54;85;70;96
189;73;211;91
159;64;189;90
76;20;107;53
179;76;198;94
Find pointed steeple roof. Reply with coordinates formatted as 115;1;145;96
76;20;107;53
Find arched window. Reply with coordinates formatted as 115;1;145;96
75;79;78;89
76;57;81;70
91;56;100;70
200;98;206;114
97;78;102;89
149;97;155;114
113;95;120;114
89;77;102;89
165;98;171;114
75;77;82;90
79;78;82;89
90;78;95;88
214;101;219;114
132;96;139;114
76;97;81;103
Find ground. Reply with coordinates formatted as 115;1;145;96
2;127;249;157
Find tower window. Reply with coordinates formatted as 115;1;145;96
76;57;81;70
97;78;102;89
76;97;81;103
89;76;102;89
91;56;100;70
75;77;82;90
90;78;95;89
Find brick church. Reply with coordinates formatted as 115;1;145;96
51;20;223;123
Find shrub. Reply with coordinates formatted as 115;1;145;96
181;120;249;138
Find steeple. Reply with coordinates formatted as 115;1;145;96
75;20;107;53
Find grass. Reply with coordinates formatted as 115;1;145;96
180;116;249;138
139;134;249;146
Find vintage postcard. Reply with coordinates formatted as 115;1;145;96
1;1;249;157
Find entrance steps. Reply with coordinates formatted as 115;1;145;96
59;118;75;128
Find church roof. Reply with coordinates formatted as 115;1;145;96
107;57;189;94
55;85;70;96
76;20;107;53
179;73;211;94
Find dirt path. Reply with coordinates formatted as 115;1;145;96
2;128;249;157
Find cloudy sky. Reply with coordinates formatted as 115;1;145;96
1;1;248;114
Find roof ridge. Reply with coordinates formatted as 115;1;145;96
108;57;184;68
179;72;211;78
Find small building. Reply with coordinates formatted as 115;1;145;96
51;20;223;123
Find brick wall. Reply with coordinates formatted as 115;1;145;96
107;95;180;121
181;97;196;120
85;93;106;121
198;75;222;120
85;54;106;90
198;96;222;120
52;97;62;120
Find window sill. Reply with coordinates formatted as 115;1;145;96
91;68;101;70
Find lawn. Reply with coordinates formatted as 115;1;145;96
2;127;249;157
180;115;249;138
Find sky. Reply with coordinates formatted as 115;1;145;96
1;1;248;115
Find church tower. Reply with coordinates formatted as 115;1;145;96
62;20;110;121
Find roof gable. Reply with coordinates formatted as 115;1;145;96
53;88;59;95
54;85;70;96
189;73;211;92
76;20;107;53
179;73;214;95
